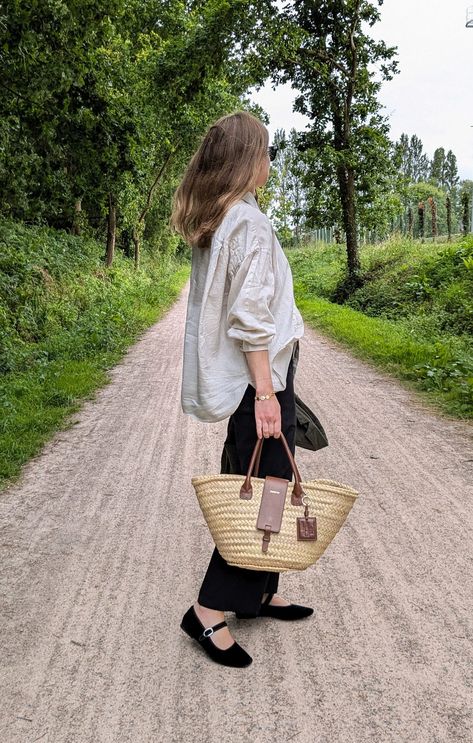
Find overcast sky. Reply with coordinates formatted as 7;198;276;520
249;0;473;180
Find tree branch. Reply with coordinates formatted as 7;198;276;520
0;80;50;113
138;143;179;225
298;48;350;78
345;0;361;138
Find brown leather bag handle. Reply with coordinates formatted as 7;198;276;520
241;432;304;505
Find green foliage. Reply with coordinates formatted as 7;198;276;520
289;242;346;300
288;235;473;417
0;0;268;249
429;147;459;193
0;218;190;372
393;134;465;236
248;0;401;270
295;292;473;418
267;128;310;244
281;1;398;231
395;134;430;183
406;182;449;237
0;218;190;488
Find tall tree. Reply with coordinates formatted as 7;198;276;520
394;133;412;179
0;0;125;225
0;0;270;262
257;0;399;288
408;135;430;182
268;129;291;241
285;129;309;244
430;147;446;188
394;133;430;183
459;180;473;235
444;150;460;194
429;147;459;193
266;128;308;244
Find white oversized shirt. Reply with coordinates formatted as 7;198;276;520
181;191;304;422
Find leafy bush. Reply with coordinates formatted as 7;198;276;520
0;218;190;489
0;218;189;374
288;235;473;418
296;235;473;334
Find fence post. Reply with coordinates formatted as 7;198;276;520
471;186;473;234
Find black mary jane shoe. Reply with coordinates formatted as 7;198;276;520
235;592;314;621
180;605;253;668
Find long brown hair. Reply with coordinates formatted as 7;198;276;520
171;111;268;249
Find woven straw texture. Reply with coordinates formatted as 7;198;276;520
191;474;359;572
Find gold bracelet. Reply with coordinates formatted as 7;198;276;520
255;391;276;401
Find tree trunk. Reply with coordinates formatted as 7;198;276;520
337;163;361;280
132;228;140;270
71;198;82;235
106;193;116;267
428;197;437;242
418;201;425;243
407;206;413;237
461;192;469;236
332;87;361;284
446;195;451;242
131;147;178;271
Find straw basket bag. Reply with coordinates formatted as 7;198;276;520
191;432;359;572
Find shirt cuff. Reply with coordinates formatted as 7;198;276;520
241;342;270;352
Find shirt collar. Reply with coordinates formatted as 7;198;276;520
241;191;259;208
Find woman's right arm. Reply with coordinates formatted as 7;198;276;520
244;349;281;440
225;215;280;438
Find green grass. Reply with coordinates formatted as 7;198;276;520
0;219;190;492
288;234;473;420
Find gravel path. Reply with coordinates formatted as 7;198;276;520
1;280;472;743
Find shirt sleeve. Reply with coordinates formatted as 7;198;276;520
226;216;276;352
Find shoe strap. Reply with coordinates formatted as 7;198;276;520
199;620;227;641
262;593;274;607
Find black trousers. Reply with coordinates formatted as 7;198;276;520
197;352;297;616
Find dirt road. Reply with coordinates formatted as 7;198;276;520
1;280;472;743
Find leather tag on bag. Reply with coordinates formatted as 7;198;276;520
256;477;288;552
297;516;317;541
256;477;288;533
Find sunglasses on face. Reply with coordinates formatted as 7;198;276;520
268;145;278;162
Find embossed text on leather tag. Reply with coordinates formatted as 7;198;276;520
297;516;317;541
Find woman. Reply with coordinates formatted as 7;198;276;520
171;111;313;669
